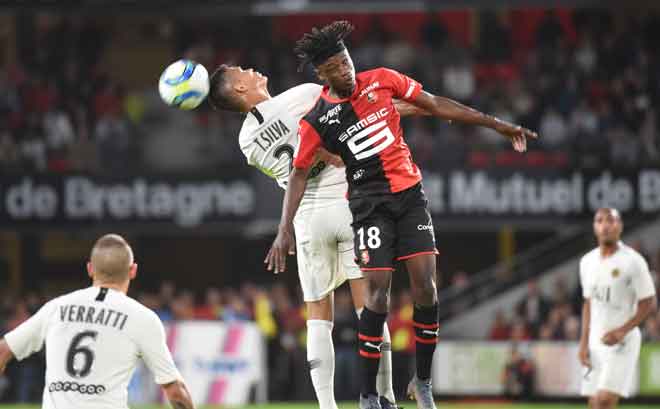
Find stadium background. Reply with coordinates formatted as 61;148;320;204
1;0;660;407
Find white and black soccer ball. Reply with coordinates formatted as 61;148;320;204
158;59;209;110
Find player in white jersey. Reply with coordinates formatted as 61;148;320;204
207;65;425;409
0;234;194;409
578;208;657;409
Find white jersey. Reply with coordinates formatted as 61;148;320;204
238;83;346;211
4;286;181;409
579;242;656;344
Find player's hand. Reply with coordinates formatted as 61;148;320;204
601;328;627;346
265;225;295;274
494;122;538;153
316;147;344;168
578;344;591;369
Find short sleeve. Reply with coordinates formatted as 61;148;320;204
633;255;656;301
293;120;322;169
136;311;182;385
579;258;591;299
381;68;422;102
4;301;55;360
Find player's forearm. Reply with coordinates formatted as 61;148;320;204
579;301;590;346
421;94;507;130
279;167;309;229
0;339;15;373
619;296;657;334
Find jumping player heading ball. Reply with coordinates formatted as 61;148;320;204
265;21;537;409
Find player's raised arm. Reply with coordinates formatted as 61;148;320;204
162;380;195;409
393;99;430;117
410;91;537;152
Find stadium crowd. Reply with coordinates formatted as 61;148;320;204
1;9;660;173
488;240;660;342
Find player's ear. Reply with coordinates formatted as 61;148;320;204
233;79;248;95
86;262;94;280
129;263;138;281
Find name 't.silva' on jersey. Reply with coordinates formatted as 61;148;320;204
60;304;128;330
254;119;291;152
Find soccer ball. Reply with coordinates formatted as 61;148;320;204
158;59;209;110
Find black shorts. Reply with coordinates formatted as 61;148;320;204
349;183;438;271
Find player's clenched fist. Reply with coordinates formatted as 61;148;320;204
265;225;296;273
601;327;627;346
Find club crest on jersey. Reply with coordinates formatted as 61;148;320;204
367;92;377;103
612;268;620;278
319;105;342;125
361;250;370;265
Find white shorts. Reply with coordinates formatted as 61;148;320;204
293;200;362;302
581;330;640;398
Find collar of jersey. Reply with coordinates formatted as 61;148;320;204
321;81;360;104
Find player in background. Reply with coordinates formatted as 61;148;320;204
0;234;194;409
265;21;536;409
206;65;426;409
578;208;657;409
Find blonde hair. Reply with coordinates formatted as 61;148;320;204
90;234;134;283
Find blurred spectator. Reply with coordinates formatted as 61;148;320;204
489;310;511;340
516;280;550;334
333;289;359;400
502;347;536;399
194;287;222;320
170;290;195;320
388;289;416;399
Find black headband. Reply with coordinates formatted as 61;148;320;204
298;40;347;72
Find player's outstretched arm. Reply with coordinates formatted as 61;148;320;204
265;166;311;273
393;99;430;117
410;90;538;152
162;380;195;409
0;339;15;374
578;300;591;368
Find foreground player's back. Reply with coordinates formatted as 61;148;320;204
239;83;346;208
6;286;180;409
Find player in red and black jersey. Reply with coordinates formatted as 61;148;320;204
265;21;537;409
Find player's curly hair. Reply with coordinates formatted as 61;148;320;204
208;65;243;112
294;20;354;72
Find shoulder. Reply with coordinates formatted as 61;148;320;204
580;248;599;267
621;244;648;268
123;296;162;326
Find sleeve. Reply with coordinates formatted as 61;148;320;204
633;255;656;301
293;119;322;169
579;258;591;299
136;311;182;385
381;68;423;102
4;301;54;360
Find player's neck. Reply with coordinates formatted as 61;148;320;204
92;281;128;294
246;90;272;112
599;241;620;258
328;85;354;100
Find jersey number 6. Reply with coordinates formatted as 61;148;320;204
347;121;395;160
66;330;98;378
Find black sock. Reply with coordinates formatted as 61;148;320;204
358;307;387;397
413;303;439;381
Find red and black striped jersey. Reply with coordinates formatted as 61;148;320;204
293;68;423;199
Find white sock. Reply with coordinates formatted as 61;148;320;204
307;320;338;409
377;322;396;404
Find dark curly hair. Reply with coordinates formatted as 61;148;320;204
294;20;354;72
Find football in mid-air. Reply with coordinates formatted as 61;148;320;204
158;59;209;110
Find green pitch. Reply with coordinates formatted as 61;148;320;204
1;403;658;409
